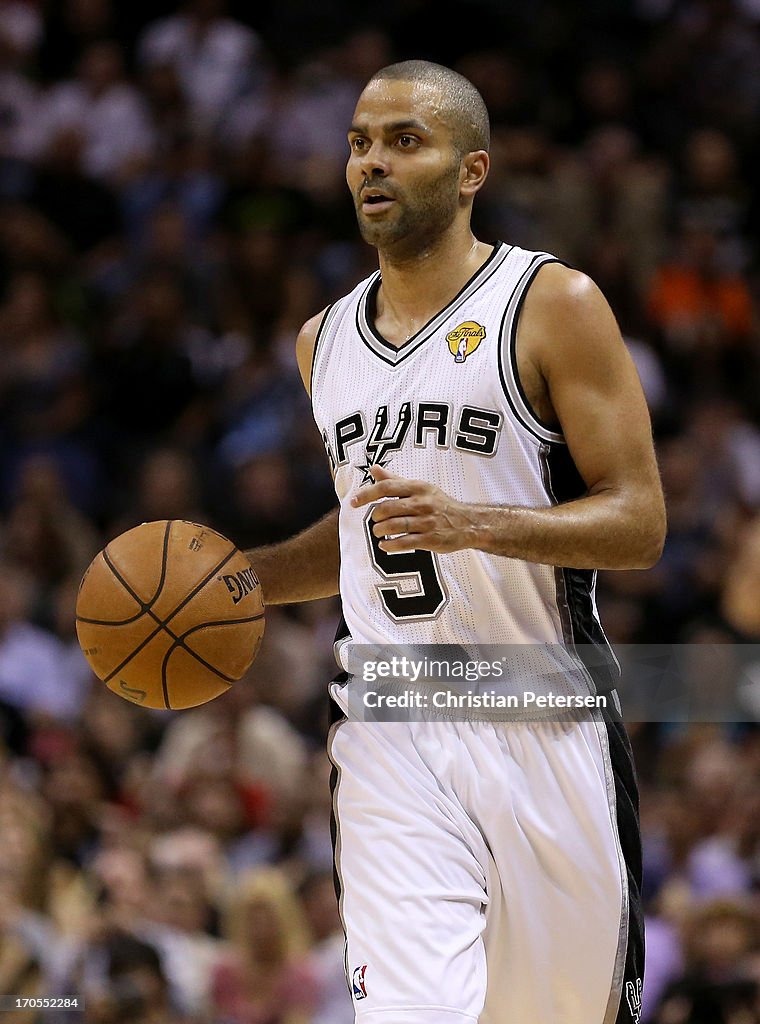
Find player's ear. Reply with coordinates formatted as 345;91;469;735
460;151;489;198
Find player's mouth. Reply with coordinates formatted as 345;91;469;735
360;190;396;214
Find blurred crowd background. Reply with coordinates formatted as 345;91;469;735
1;0;760;1021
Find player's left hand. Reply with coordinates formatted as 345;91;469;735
350;464;478;553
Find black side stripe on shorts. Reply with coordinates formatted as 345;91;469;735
596;711;645;1024
327;707;350;987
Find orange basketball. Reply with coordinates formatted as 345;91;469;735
75;521;265;710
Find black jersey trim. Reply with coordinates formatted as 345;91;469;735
496;253;559;443
509;257;570;434
309;302;339;399
497;254;566;444
537;443;575;647
332;613;352;671
357;242;512;367
539;442;620;695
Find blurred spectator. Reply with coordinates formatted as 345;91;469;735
123;148;225;257
0;1;42;64
0;561;78;718
153;632;310;813
140;850;226;1018
676;128;752;273
97;271;204;453
647;224;755;404
40;41;154;183
110;447;207;535
643;0;760;147
0;778;55;1017
212;867;316;1024
653;900;759;1024
2;455;99;588
28;127;122;254
0;272;89;447
689;778;760;898
643;911;683;1022
0;52;42;166
67;927;186;1024
137;0;264;137
299;870;354;1024
720;514;760;641
38;0;120;82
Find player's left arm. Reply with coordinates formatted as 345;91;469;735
354;265;666;570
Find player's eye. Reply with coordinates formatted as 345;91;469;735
350;137;368;151
397;135;418;148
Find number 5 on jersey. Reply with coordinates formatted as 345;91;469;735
364;508;449;620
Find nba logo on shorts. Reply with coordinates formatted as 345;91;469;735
352;964;368;1000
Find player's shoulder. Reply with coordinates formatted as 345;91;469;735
295;271;381;395
525;261;607;321
518;258;623;373
296;308;330;395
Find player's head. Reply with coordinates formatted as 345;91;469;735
347;60;490;256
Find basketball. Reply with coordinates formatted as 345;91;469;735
75;521;265;710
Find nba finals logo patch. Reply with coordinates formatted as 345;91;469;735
625;978;642;1023
447;321;486;363
352;964;368;1000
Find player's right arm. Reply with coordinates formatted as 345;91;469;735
245;310;340;605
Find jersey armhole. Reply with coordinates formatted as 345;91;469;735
309;302;340;399
497;254;567;445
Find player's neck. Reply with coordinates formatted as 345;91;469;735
375;230;493;347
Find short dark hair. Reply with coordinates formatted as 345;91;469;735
368;60;490;155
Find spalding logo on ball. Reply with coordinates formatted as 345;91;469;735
75;521;265;710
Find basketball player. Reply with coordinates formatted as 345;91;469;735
247;61;666;1024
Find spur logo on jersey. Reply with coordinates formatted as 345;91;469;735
625;978;642;1023
352;964;368;1000
357;403;412;482
446;320;485;362
326;402;503;473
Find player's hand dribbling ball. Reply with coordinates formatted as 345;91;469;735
75;521;265;710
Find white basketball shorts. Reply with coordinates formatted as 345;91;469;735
327;697;644;1024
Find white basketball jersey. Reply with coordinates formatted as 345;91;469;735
311;244;612;667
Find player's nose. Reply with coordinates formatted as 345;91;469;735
357;141;390;178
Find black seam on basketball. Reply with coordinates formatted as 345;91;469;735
160;613;265;705
162;546;238;627
157;545;241;706
160;612;265;707
161;644;172;708
180;613;265;635
101;550;147;610
77;604;183;631
102;620;166;684
156;518;172;602
161;639;236;709
98;521;173;622
76;611;145;626
102;542;239;687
